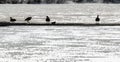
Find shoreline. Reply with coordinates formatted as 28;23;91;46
0;22;120;26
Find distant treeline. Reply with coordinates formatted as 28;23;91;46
0;0;120;4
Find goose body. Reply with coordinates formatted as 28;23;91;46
10;17;16;22
25;17;32;23
46;16;50;22
95;15;100;22
51;21;56;25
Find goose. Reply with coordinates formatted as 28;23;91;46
51;21;56;25
95;15;100;24
25;17;32;23
46;16;50;23
10;17;16;23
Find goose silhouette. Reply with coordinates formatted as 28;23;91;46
95;15;100;24
46;16;50;23
10;17;16;23
51;21;56;25
25;17;32;23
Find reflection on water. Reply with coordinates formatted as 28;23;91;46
0;26;120;62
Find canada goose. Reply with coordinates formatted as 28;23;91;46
95;15;100;24
10;17;16;23
25;17;32;23
46;16;50;23
51;21;56;25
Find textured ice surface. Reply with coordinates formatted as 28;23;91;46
0;26;120;62
0;4;120;62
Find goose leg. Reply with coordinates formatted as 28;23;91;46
27;21;30;24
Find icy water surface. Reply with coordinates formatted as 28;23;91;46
0;26;120;62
